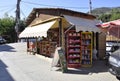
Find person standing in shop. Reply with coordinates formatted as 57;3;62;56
93;47;98;60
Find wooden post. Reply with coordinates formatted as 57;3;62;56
27;38;29;52
15;0;21;42
58;18;62;47
35;37;37;54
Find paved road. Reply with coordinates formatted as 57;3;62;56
0;43;119;81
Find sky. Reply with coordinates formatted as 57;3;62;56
0;0;120;19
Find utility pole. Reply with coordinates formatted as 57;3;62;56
15;0;21;42
89;0;92;14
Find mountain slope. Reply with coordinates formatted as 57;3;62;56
92;7;120;16
91;7;120;22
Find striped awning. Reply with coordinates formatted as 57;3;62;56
19;20;57;38
96;19;120;38
96;19;120;28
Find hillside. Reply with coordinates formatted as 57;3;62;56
92;7;111;16
91;7;120;22
92;7;120;16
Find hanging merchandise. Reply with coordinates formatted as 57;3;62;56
66;30;93;68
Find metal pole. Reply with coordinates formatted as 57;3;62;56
117;26;119;45
89;0;92;14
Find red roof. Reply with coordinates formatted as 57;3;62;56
96;19;120;38
110;19;120;26
96;19;120;27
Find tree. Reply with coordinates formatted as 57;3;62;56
98;8;120;22
0;13;26;43
110;9;120;21
98;14;111;22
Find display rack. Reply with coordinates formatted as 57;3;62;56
66;30;93;68
40;41;56;57
81;32;92;67
66;30;81;68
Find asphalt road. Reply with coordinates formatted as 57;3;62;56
0;42;119;81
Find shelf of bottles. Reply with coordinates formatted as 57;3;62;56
66;30;81;68
81;32;92;67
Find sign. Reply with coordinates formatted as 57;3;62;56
51;47;60;67
51;47;67;73
58;48;67;73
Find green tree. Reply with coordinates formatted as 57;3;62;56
110;9;120;21
98;8;120;22
0;13;26;43
98;14;111;22
0;15;15;42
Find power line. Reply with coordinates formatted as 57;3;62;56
0;4;16;18
0;4;16;8
21;2;33;9
6;7;16;14
0;6;16;14
0;7;11;12
21;0;89;9
0;5;15;11
20;9;26;19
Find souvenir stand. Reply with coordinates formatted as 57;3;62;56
65;29;93;68
19;13;102;69
37;28;59;57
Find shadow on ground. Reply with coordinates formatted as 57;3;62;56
0;60;15;81
56;60;109;75
0;44;16;52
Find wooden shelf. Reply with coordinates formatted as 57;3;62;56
66;30;81;68
66;30;92;68
68;56;80;59
68;46;81;48
67;64;81;68
39;41;56;57
81;32;92;67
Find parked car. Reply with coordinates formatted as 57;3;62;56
105;45;119;65
109;46;120;80
0;36;6;44
106;41;120;55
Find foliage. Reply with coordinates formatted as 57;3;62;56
0;14;26;43
92;7;111;16
92;7;120;22
110;9;120;21
98;14;111;22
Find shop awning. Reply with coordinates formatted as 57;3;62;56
96;19;120;28
19;20;57;38
64;15;101;32
96;19;120;38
